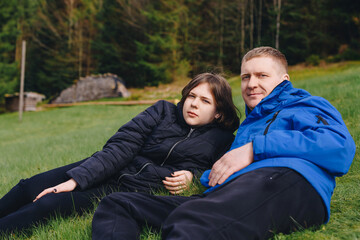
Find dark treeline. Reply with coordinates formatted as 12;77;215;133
1;0;359;101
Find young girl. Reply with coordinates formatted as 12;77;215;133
0;73;239;233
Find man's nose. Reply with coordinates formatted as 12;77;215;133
247;76;258;88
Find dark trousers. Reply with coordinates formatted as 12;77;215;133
0;159;115;233
92;167;326;240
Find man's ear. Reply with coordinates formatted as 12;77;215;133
283;73;290;81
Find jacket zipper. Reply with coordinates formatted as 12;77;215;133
316;115;329;125
117;162;153;183
263;111;281;135
116;128;195;183
160;128;195;166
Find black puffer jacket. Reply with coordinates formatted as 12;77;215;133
67;100;235;192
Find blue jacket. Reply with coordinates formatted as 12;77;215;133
201;80;356;222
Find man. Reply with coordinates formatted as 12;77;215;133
92;47;356;239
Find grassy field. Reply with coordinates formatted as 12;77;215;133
0;61;359;239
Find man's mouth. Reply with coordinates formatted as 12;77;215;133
248;93;262;96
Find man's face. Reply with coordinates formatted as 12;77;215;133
240;56;289;110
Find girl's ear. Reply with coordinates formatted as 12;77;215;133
215;113;221;119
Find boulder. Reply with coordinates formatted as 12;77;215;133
5;92;45;112
52;73;131;103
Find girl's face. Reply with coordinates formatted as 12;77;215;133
182;82;219;127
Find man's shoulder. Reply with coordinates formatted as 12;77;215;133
295;94;335;110
282;89;336;111
281;93;344;124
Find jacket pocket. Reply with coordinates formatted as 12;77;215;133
266;167;292;181
316;115;329;125
263;111;281;135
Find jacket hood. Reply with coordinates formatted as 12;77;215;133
245;80;312;117
176;102;189;127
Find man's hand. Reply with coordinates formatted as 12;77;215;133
163;170;193;195
33;178;78;202
208;142;254;187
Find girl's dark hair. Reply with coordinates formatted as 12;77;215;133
180;73;240;131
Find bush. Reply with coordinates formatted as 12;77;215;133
341;48;360;61
306;55;321;66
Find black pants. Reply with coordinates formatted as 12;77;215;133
92;168;326;240
0;159;116;233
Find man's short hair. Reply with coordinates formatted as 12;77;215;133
242;47;288;73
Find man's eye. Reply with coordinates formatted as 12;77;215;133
242;76;250;80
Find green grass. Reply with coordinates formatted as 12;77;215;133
0;61;359;239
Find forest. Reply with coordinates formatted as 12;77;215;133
0;0;359;102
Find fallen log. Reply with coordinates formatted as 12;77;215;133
42;99;179;108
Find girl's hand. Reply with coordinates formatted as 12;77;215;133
162;170;193;195
33;178;78;202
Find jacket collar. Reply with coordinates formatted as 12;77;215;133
245;80;309;117
176;102;189;127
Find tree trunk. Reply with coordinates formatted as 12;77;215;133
78;21;83;79
257;0;262;45
218;0;224;71
275;0;281;49
250;0;254;49
15;21;23;65
241;0;247;56
66;0;75;48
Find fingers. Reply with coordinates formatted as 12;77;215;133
163;179;183;186
163;182;186;191
209;159;234;187
165;175;185;182
171;171;185;177
33;188;57;202
215;168;235;186
208;170;224;187
163;182;186;195
168;171;193;182
209;155;225;180
164;175;187;186
164;171;194;195
208;160;226;187
163;176;188;195
33;179;78;202
163;179;187;190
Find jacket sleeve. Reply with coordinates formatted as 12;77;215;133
252;102;356;177
66;100;170;190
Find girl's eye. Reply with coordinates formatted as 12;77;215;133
202;99;210;104
188;95;195;98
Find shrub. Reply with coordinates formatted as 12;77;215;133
305;55;321;66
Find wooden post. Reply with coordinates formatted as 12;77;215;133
19;40;26;122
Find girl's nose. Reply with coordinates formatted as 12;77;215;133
191;98;199;108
